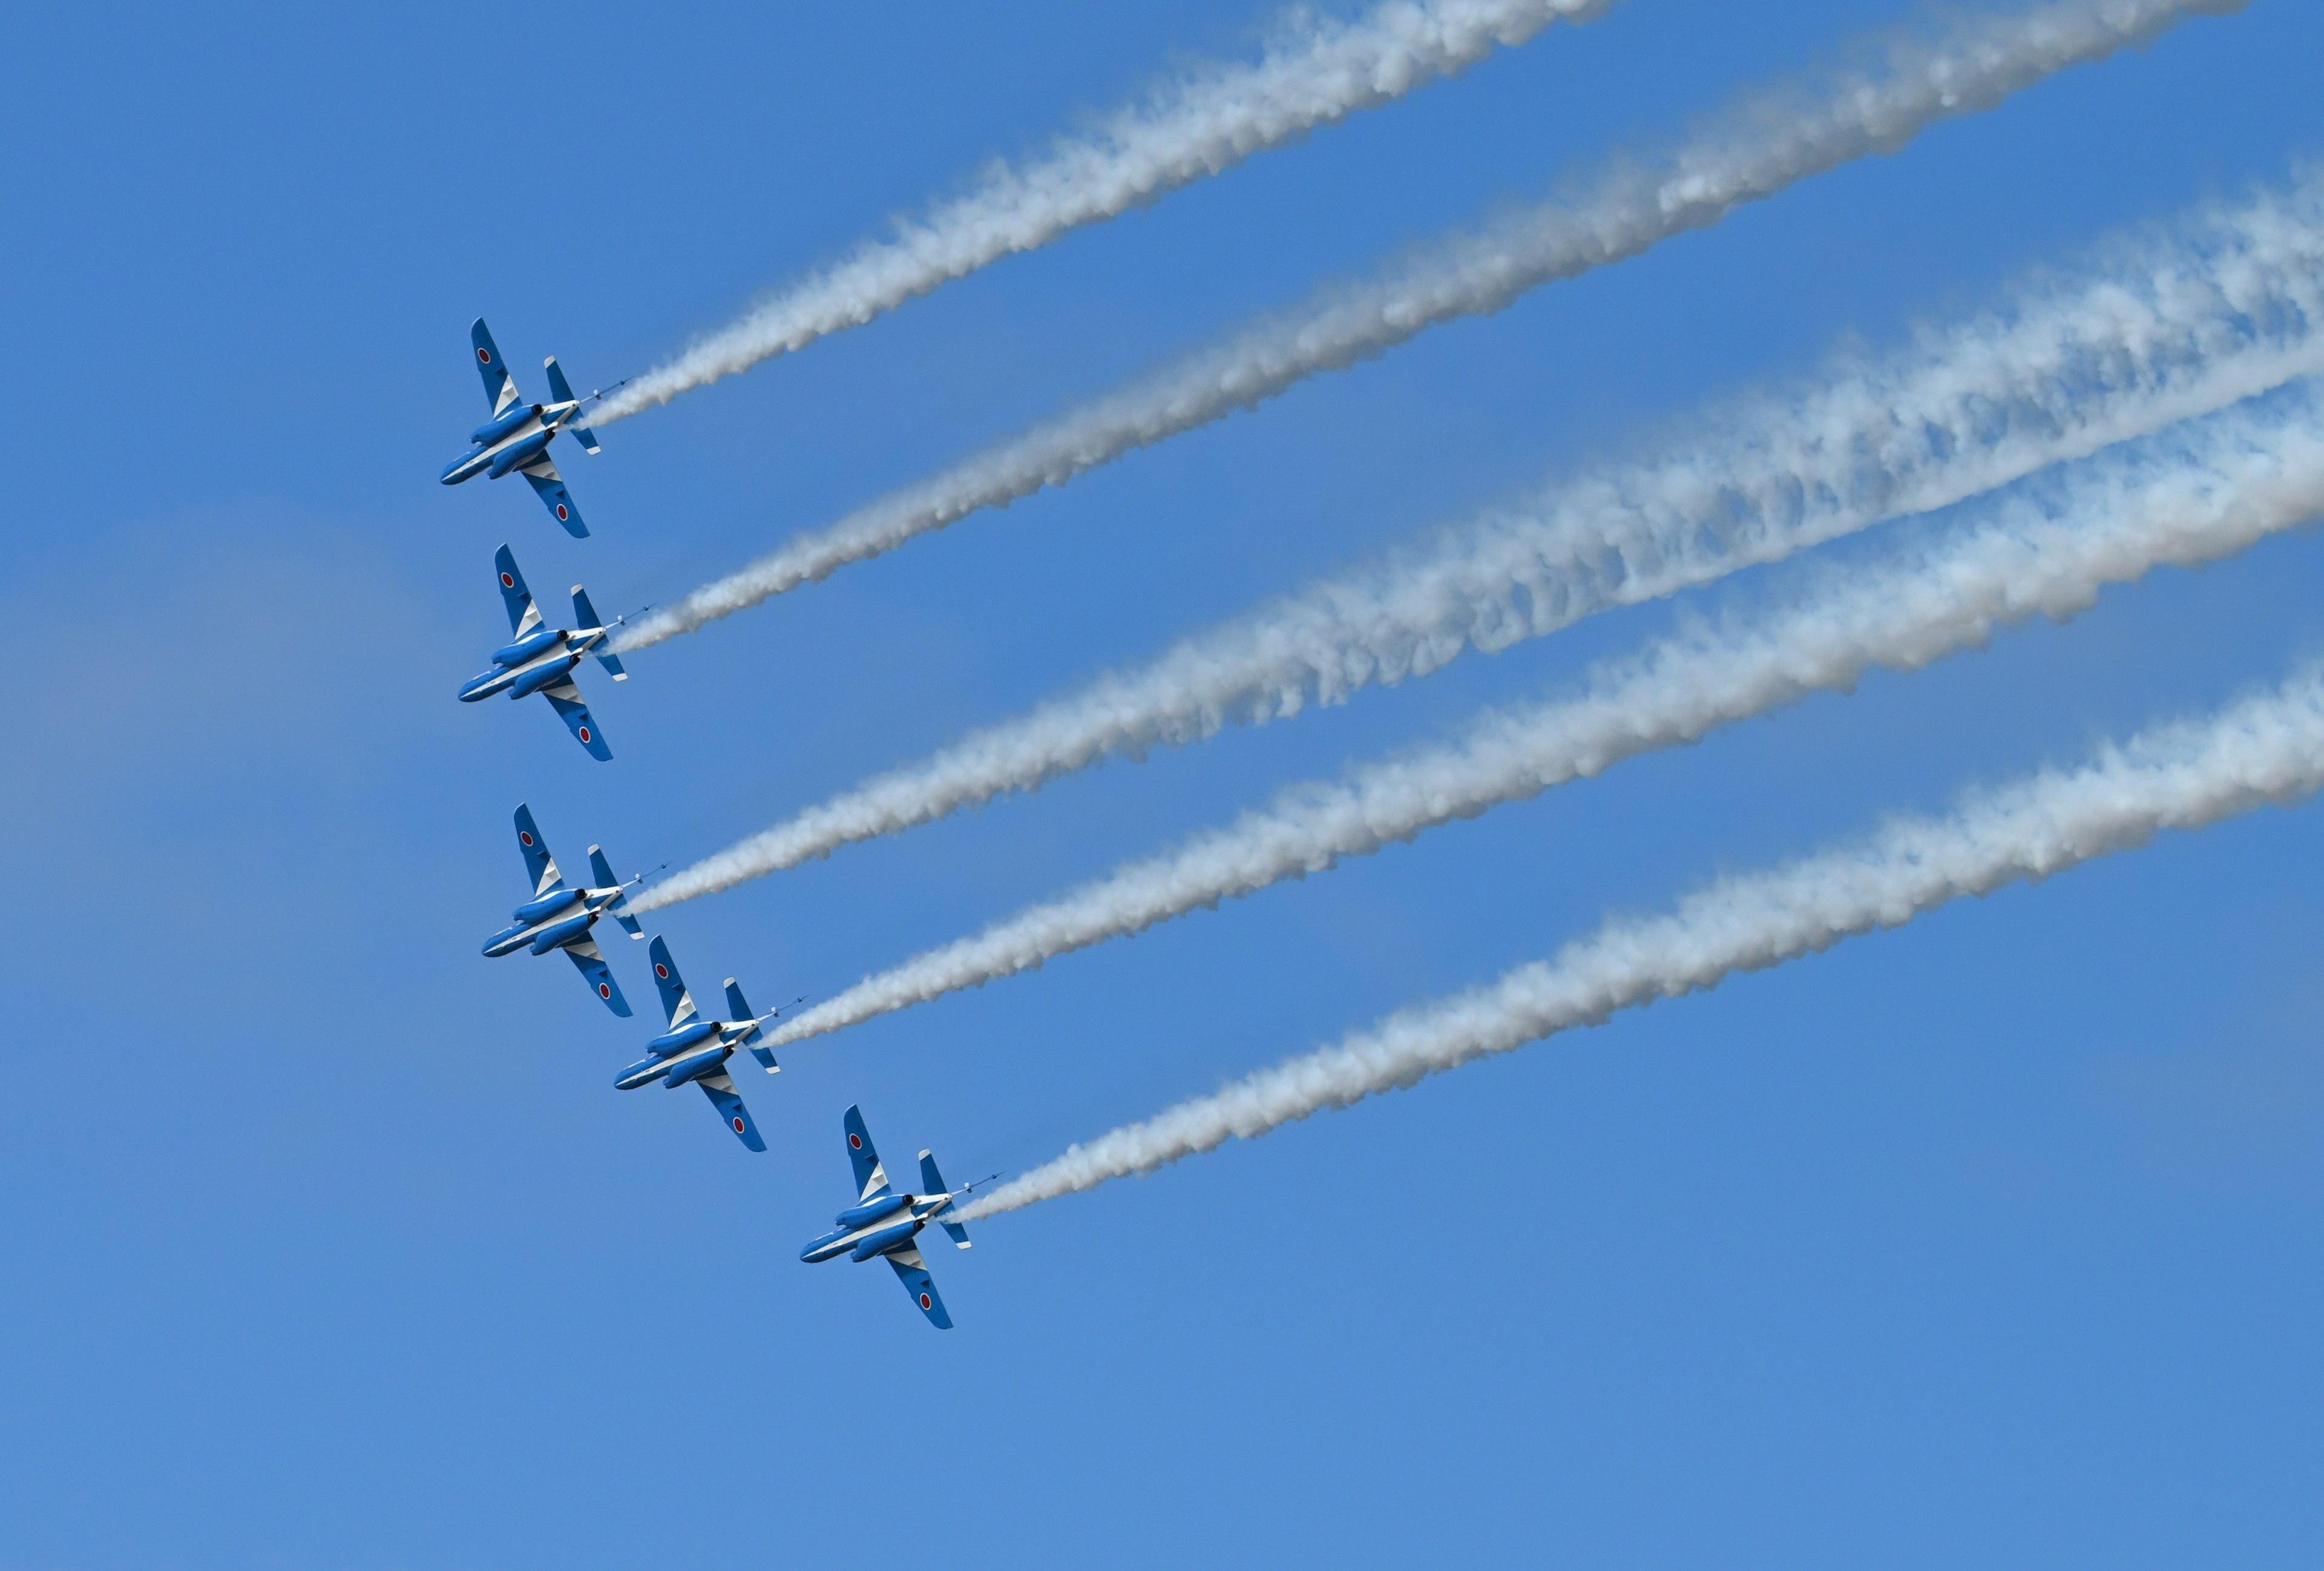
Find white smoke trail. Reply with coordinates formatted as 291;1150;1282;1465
592;0;1617;424
614;0;2239;648
628;168;2324;912
765;386;2324;1046
959;664;2324;1218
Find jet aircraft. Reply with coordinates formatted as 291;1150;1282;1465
439;318;614;538
799;1105;978;1329
481;803;643;1016
615;936;788;1151
459;544;628;760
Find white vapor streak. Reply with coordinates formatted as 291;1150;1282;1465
614;0;2238;648
628;166;2324;912
767;388;2324;1045
593;0;1615;423
960;666;2324;1218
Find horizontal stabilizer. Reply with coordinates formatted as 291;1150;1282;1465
590;846;643;937
921;1150;971;1248
724;980;760;1042
543;357;602;453
571;587;628;680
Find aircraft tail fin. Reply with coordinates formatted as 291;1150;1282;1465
571;586;627;679
921;1150;971;1248
589;844;645;937
545;357;601;453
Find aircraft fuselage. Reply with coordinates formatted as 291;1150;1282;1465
458;624;610;703
798;1193;955;1265
480;884;623;958
613;1018;759;1092
439;400;584;487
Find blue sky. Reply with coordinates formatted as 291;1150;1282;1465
5;2;2323;1566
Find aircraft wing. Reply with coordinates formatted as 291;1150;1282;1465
513;802;560;895
562;932;632;1017
519;460;588;539
842;1105;890;1200
472;318;520;413
539;675;612;762
695;1069;767;1153
494;544;540;637
884;1245;953;1329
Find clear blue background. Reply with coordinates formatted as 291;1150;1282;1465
4;2;2320;1565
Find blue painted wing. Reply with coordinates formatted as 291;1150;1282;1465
562;933;632;1018
884;1247;953;1329
520;463;588;538
645;936;698;1031
842;1104;890;1201
493;544;537;637
697;1071;767;1153
471;318;518;413
539;675;612;762
512;803;560;895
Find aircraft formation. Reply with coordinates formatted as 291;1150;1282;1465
447;320;986;1329
439;0;2285;1335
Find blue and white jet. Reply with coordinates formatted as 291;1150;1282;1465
459;544;628;760
439;318;611;538
799;1105;976;1329
615;936;788;1151
481;803;644;1016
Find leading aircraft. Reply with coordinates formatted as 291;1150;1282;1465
481;803;644;1016
439;318;615;538
458;544;628;760
615;936;789;1151
798;1105;980;1329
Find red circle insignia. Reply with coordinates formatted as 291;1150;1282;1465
500;571;515;587
577;727;591;743
597;983;611;998
919;1293;933;1310
556;504;569;520
654;963;669;979
477;346;491;363
848;1133;862;1150
732;1117;747;1134
519;831;534;846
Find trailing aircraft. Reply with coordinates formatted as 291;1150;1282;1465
458;544;628;760
481;803;643;1016
615;936;788;1151
439;318;616;538
799;1105;980;1329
